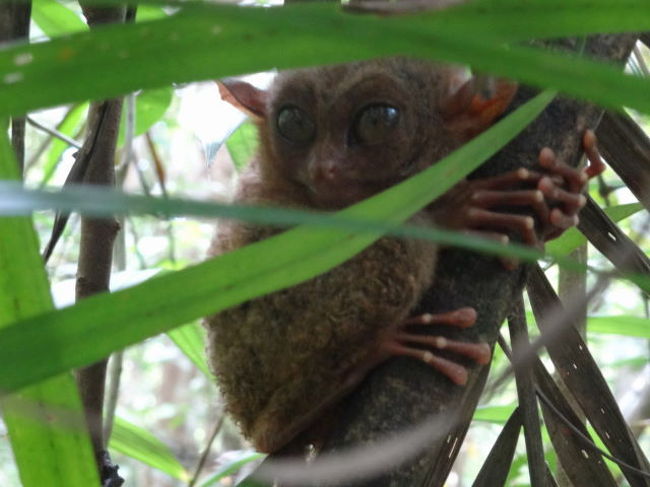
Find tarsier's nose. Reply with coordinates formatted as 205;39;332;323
311;160;340;183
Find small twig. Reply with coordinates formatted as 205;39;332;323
188;414;226;487
26;116;83;149
145;130;176;263
146;130;168;196
103;350;123;446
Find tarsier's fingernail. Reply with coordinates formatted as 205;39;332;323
454;308;477;325
578;194;586;207
517;168;529;179
476;344;492;364
539;176;553;192
525;216;534;229
580;172;588;183
434;337;447;349
420;313;434;324
534;190;543;202
540;147;554;163
423;351;436;362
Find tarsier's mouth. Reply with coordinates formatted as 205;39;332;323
308;180;375;209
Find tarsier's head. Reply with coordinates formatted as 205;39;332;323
219;57;516;209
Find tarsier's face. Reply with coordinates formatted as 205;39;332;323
262;59;454;209
219;58;514;210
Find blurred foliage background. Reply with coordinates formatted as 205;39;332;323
0;1;648;486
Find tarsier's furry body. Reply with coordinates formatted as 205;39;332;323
204;58;602;453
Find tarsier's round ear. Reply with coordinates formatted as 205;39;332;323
216;78;268;120
440;75;518;142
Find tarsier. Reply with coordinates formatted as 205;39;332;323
204;57;604;453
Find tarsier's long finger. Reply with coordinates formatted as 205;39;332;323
538;176;587;214
538;147;587;193
472;189;549;224
462;229;510;245
395;332;492;364
382;341;469;385
402;307;477;328
465;208;537;245
470;167;535;191
549;207;579;229
583;130;606;179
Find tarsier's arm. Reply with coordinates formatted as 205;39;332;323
204;59;605;453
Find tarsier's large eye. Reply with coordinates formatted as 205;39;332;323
276;105;315;144
352;104;400;145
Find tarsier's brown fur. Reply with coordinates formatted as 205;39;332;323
204;57;596;453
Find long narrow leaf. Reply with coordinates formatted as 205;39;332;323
0;127;99;486
0;91;553;394
1;4;650;116
528;265;649;486
110;417;189;480
167;322;212;377
546;203;643;256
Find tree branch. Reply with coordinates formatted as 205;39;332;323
73;5;127;485
318;34;639;487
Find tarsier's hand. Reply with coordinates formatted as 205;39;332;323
430;130;605;250
535;130;605;241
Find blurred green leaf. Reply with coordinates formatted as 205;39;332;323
110;417;189;481
31;0;86;38
226;121;257;171
167;321;212;377
0;91;553;393
474;404;517;424
2;3;650;116
0;127;98;487
505;453;529;486
587;315;650;338
118;86;174;147
136;4;168;22
201;451;265;487
528;311;649;338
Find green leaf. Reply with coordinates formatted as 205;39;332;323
31;0;87;38
200;451;266;487
0;127;98;486
473;404;517;424
0;91;553;393
226;121;257;171
0;181;551;262
546;203;643;255
2;3;650;116
167;321;212;377
236;477;271;487
118;86;174;147
110;417;189;481
136;4;168;22
587;315;650;338
527;311;650;339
